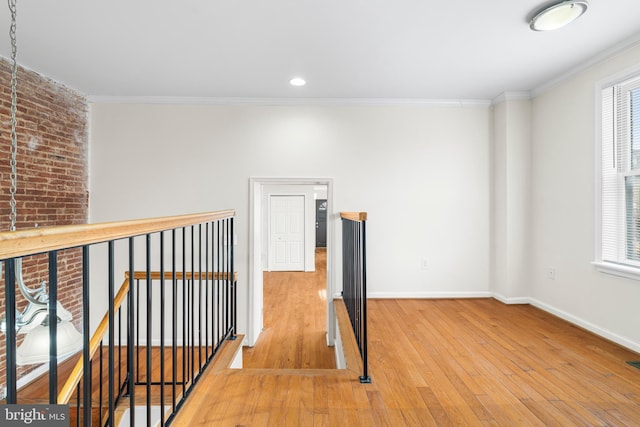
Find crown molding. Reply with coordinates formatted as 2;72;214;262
491;91;532;105
531;30;640;98
87;95;492;107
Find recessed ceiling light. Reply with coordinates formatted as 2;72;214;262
289;77;306;87
529;0;589;31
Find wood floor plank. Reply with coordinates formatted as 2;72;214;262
548;399;606;427
475;393;546;427
342;406;361;426
327;408;345;426
312;413;330;427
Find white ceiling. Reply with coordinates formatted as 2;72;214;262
1;0;640;101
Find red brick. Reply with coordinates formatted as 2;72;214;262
0;57;88;385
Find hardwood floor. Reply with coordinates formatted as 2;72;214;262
175;298;640;426
243;248;335;369
13;248;640;425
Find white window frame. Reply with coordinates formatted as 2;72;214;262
594;66;640;280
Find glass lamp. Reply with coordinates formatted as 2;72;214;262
530;0;589;31
16;319;83;365
1;260;83;365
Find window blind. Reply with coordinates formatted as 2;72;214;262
601;75;640;267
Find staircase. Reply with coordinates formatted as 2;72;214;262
0;210;237;426
170;299;362;425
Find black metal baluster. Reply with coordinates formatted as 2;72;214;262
181;227;187;397
190;225;195;379
108;241;115;426
224;219;229;337
355;223;361;351
99;341;103;424
217;221;221;348
118;299;122;407
160;231;166;426
82;246;92;426
198;223;203;372
128;237;136;427
5;259;17;403
205;222;210;359
172;228;177;412
211;221;218;354
136;276;140;384
76;382;81;427
359;220;371;384
146;234;152;425
49;251;58;403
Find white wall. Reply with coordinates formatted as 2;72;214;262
89;103;492;337
491;97;531;302
530;42;640;352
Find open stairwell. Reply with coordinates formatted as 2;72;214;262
16;327;348;425
170;300;363;426
0;211;238;426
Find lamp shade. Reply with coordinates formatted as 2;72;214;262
530;1;589;31
16;321;83;365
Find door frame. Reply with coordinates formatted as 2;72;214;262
248;177;334;347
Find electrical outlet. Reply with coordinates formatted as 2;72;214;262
546;268;556;280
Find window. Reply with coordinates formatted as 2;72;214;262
598;72;640;278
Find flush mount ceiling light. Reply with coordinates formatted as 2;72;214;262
289;77;306;87
530;0;589;31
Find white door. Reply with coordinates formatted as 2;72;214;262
269;195;305;271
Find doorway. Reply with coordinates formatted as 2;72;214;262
248;177;334;348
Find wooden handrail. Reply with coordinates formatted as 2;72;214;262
58;278;131;404
0;210;235;260
340;212;367;222
127;271;238;282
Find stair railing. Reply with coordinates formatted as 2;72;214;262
0;210;236;426
340;212;371;384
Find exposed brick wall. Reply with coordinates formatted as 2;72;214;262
0;57;88;394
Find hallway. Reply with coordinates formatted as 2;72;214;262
243;248;335;369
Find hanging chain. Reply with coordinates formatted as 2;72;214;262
8;0;18;231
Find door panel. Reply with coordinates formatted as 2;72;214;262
315;199;327;248
269;195;305;271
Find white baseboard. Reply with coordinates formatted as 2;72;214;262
16;363;51;391
14;352;77;392
527;297;640;354
230;343;243;369
333;320;347;369
367;291;493;299
492;293;530;305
